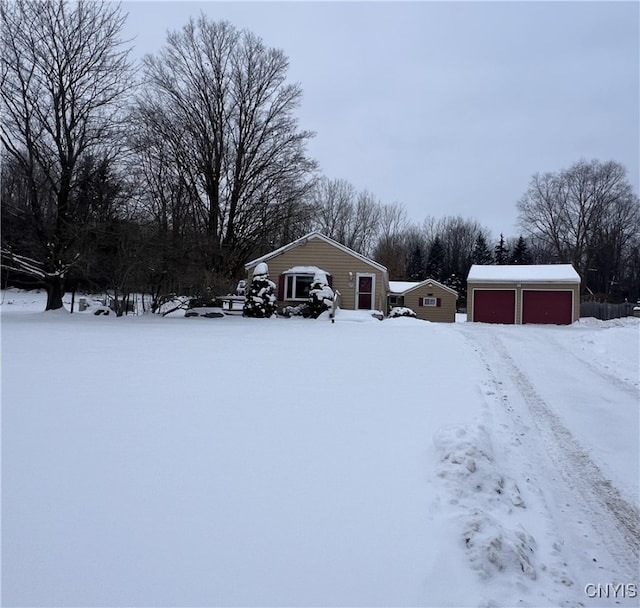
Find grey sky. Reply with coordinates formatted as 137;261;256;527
122;1;639;238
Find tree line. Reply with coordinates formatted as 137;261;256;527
2;0;638;311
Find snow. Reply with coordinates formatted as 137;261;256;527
309;271;334;310
389;279;458;296
389;280;419;293
388;306;417;318
2;289;638;607
313;269;329;284
284;265;327;274
468;264;581;283
252;261;269;276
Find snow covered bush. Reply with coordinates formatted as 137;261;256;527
243;262;277;318
281;303;311;318
308;270;334;319
388;306;417;318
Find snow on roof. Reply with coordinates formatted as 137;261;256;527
467;264;580;283
389;278;458;296
283;266;328;274
389;281;418;294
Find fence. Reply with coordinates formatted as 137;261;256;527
580;300;638;321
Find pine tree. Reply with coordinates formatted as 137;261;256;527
308;270;334;318
407;244;426;281
494;233;509;264
510;236;533;265
425;236;445;281
243;263;277;318
444;273;462;294
472;234;493;265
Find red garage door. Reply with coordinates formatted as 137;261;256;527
473;290;515;324
522;290;573;325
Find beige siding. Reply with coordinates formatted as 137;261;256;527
467;282;580;324
247;238;388;312
401;286;457;322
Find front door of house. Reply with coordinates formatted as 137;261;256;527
356;274;375;309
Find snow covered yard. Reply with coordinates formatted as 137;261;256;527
1;290;638;607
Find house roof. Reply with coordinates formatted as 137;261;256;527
245;231;389;276
389;278;458;297
467;264;581;284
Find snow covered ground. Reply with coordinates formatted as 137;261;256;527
2;289;638;607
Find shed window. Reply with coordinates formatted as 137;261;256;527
421;297;438;307
285;274;314;300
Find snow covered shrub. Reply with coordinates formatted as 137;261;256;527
281;303;311;318
243;262;277;318
308;270;334;319
388;306;417;318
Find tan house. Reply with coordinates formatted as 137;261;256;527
467;264;581;324
389;279;458;322
245;232;389;313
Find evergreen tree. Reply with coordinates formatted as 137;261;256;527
308;270;334;318
407;244;426;281
471;234;493;264
243;263;277;318
494;233;509;264
510;236;533;265
425;236;445;281
444;273;462;294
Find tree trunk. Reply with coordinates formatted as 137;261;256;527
45;276;65;311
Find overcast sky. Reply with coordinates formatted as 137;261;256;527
121;1;639;238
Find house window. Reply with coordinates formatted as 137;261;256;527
285;274;314;300
422;297;438;307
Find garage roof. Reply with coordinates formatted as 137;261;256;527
467;264;580;283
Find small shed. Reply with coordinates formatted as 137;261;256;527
467;264;581;325
389;279;458;322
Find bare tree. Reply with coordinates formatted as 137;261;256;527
437;215;486;280
0;0;133;309
347;190;382;256
371;203;409;278
587;193;640;298
378;203;409;242
128;106;214;297
308;177;390;255
134;16;316;286
517;159;640;294
308;177;357;240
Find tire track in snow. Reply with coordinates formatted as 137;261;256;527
486;331;639;581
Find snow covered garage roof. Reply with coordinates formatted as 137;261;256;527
467;264;580;284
